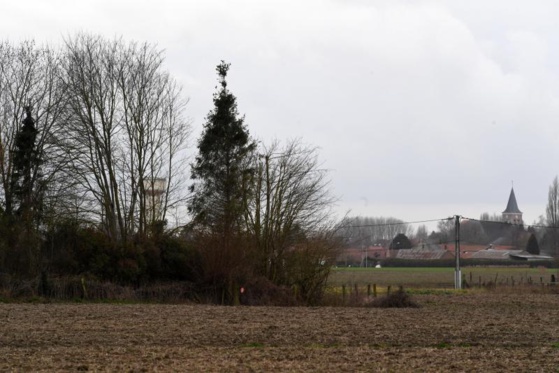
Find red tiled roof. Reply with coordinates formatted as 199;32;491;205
395;248;453;260
337;246;387;263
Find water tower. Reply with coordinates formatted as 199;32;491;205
145;178;166;222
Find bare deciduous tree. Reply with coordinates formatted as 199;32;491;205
340;216;413;247
545;176;559;256
460;220;487;244
62;34;190;243
546;177;559;227
0;41;65;219
435;218;455;243
245;139;338;286
479;212;503;222
0;40;67;276
415;224;429;241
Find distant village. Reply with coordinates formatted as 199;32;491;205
338;188;555;267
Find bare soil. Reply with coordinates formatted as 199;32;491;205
1;292;559;372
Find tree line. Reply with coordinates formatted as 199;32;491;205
0;35;340;305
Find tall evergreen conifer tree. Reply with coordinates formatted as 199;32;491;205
189;61;256;233
189;62;256;303
526;233;540;255
5;106;42;277
11;106;41;221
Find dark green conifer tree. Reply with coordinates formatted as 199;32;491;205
389;233;412;250
525;233;540;255
189;61;256;233
188;62;256;303
10;106;41;221
5;106;43;277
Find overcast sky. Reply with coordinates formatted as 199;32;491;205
3;0;559;227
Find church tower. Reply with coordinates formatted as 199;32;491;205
502;187;523;224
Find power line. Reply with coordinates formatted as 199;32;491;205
463;216;559;230
341;214;559;231
339;217;451;229
338;235;456;246
338;214;559;246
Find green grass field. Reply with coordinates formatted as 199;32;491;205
329;266;559;289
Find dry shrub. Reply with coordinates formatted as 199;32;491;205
240;277;298;306
134;282;197;303
480;282;559;295
282;235;339;306
39;277;130;300
0;273;37;299
319;287;350;307
193;232;253;304
9;280;35;298
50;278;197;302
368;287;420;308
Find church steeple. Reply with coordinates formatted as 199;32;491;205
502;187;522;224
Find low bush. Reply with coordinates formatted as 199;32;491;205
368;287;420;308
240;277;298;306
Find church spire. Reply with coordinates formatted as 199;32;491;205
502;187;522;224
503;188;521;214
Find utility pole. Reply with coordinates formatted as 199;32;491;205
454;215;461;289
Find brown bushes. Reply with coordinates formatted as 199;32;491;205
239;277;298;306
367;287;420;308
0;275;199;303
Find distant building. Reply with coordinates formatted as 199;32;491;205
395;243;454;260
336;246;387;267
145;178;166;222
502;187;522;224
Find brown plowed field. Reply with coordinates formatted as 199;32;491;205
1;292;559;371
